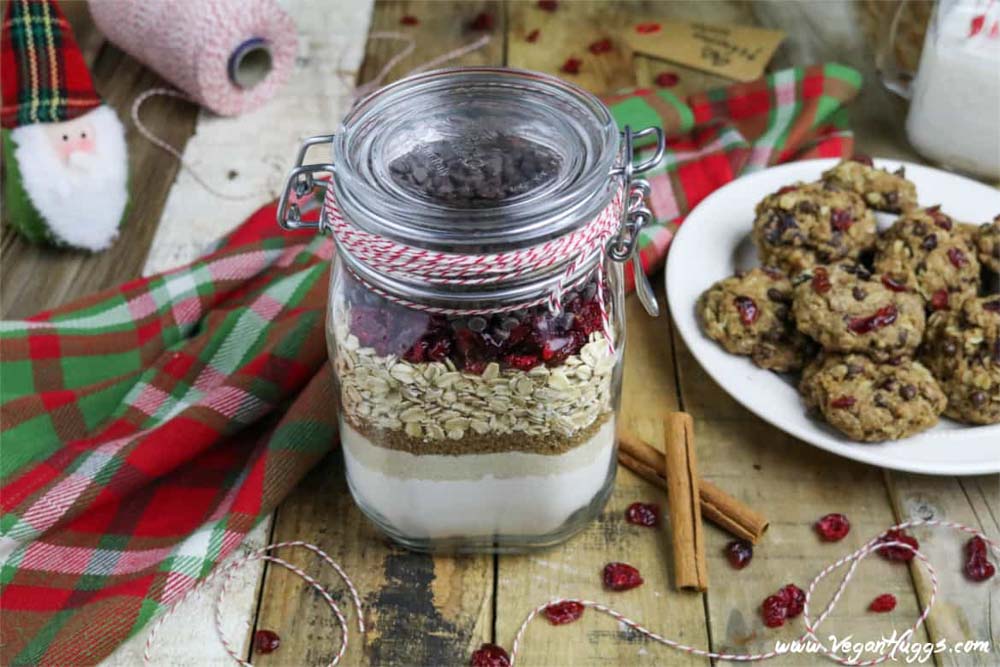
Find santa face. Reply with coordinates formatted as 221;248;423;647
9;105;128;252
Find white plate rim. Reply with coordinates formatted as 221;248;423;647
665;158;1000;476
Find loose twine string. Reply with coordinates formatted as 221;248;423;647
143;519;997;666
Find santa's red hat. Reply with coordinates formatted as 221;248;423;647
0;0;102;129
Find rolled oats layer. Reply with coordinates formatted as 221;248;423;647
331;314;616;455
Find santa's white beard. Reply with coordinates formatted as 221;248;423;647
10;105;128;252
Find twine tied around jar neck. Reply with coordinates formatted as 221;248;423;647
321;184;637;351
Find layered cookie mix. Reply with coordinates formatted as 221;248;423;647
821;157;918;213
799;353;946;442
792;262;926;361
874;207;981;311
329;273;619;539
920;296;1000;425
751;181;876;274
697;267;812;372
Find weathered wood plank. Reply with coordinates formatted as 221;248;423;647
252;3;502;665
0;2;199;318
886;473;1000;666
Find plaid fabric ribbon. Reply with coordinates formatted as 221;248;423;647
0;64;860;665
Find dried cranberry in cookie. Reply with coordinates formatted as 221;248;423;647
920;296;1000;425
697;267;813;372
874;207;981;309
821;159;918;213
751;182;877;274
799;353;946;442
792;262;925;361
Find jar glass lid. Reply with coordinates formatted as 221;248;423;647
331;67;621;252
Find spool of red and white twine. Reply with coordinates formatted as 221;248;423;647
322;186;626;351
143;519;996;666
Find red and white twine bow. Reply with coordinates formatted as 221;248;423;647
322;186;625;346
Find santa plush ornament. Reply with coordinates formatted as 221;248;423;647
1;0;129;252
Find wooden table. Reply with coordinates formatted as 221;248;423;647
3;2;997;665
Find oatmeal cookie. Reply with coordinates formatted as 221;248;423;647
752;182;877;274
919;296;1000;425
974;215;1000;274
821;158;918;213
873;206;981;311
799;353;946;442
697;267;813;372
793;262;926;361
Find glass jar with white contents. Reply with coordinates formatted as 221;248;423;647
278;67;664;552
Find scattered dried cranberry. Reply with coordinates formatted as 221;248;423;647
851;154;874;166
947;247;968;268
469;12;494;31
930;288;950;311
967;556;998;582
400;14;419;25
831;396;857;409
881;275;909;292
655;71;679;87
815;513;851;541
810;270;830;296
471;643;511;667
733;296;759;326
635;22;662;34
526;28;540;43
560;57;582;74
761;584;807;628
588;38;612;54
847;305;898;334
869;593;897;613
537;0;558;10
602;562;643;591
779;584;807;617
625;502;660;527
878;529;919;562
543;600;585;625
762;594;788;627
830;208;854;231
964;536;996;582
984;299;1000;313
725;540;753;569
254;629;281;654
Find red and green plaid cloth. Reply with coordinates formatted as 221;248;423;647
0;63;860;665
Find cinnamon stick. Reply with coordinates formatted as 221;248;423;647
662;413;708;591
619;433;768;545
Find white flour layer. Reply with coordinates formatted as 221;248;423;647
341;419;616;539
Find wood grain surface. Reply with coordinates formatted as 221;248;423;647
1;2;996;666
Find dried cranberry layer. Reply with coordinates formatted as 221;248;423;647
345;274;609;373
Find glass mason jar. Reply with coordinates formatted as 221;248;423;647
278;67;664;552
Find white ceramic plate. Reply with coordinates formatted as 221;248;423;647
666;158;1000;476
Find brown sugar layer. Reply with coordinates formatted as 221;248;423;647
344;409;614;456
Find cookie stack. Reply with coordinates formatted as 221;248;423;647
698;157;1000;442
